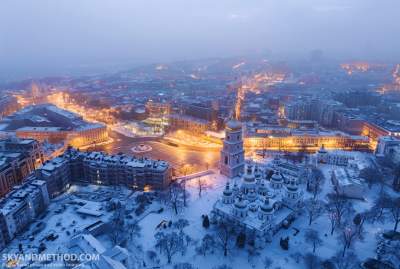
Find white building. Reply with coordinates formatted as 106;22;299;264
68;233;130;269
316;145;354;166
212;164;303;248
375;136;400;163
268;157;307;184
330;168;365;200
220;120;245;178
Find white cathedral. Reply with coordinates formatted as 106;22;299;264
212;120;304;248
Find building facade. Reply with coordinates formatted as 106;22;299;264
1;104;109;148
168;114;211;134
0;177;49;250
0;138;44;197
316;146;354;166
244;133;370;152
35;148;172;198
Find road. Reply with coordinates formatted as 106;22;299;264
94;131;220;172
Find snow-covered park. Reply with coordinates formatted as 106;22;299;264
129;168;398;269
2;156;399;269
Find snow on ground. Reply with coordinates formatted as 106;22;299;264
132;163;398;269
0;185;128;265
2;154;398;269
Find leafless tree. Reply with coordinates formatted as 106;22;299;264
146;250;158;264
308;168;324;200
369;192;391;223
330;251;360;269
215;221;234;257
263;256;273;269
305;229;323;253
327;190;352;228
359;166;382;189
197;177;206;197
388;196;400;232
303;253;321;269
328;210;338;235
196;234;215;256
173;218;189;232
290;252;302;264
155;231;185;264
339;225;359;257
109;206;126;244
169;183;183;215
126;219;141;240
178;180;188;207
304;198;325;226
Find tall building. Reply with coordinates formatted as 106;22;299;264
0;176;49;250
0;138;44;197
220;119;245;178
284;98;341;127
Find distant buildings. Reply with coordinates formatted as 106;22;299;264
168;101;221;134
0;177;49;250
220;120;245;178
0;104;108;148
145;100;171;117
36;148;172;198
244;132;370;152
0;138;44;197
284;98;341;127
168;114;211;135
0;95;20;121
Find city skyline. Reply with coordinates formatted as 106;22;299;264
0;2;400;269
1;0;400;80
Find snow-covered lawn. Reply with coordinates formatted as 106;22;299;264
0;185;125;263
2;164;397;269
132;167;398;269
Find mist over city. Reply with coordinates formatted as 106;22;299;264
0;1;400;269
1;0;400;80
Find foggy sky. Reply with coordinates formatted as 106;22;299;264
0;0;399;79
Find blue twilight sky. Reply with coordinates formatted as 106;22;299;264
0;0;399;80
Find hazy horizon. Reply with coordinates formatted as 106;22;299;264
1;0;399;80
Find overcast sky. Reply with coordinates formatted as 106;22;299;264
0;0;399;79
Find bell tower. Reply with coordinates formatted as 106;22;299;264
220;119;245;178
